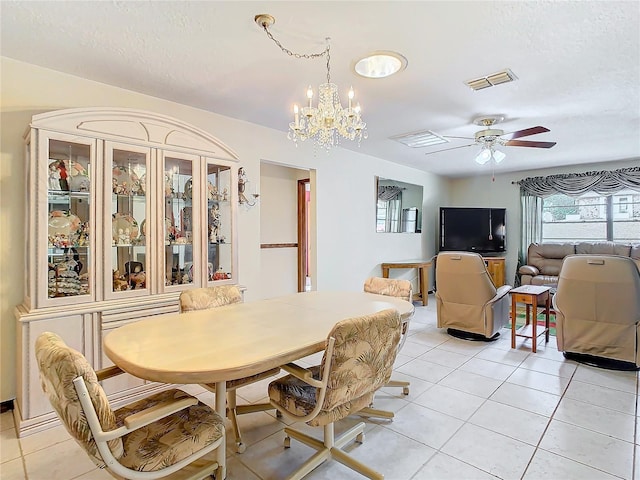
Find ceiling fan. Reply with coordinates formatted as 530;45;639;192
426;116;557;165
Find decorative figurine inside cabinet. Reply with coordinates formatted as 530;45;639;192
47;140;92;298
111;149;148;293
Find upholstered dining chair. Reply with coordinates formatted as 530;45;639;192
268;308;402;480
360;276;414;420
554;254;640;369
179;284;281;453
435;252;511;340
35;331;225;480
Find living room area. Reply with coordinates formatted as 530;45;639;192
1;2;639;480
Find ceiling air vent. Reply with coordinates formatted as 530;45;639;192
390;130;449;148
465;69;518;91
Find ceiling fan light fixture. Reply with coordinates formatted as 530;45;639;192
475;148;492;165
492;149;506;164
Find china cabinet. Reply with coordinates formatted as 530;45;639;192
15;108;238;436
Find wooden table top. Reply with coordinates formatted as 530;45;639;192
382;260;433;268
510;285;551;295
103;291;415;385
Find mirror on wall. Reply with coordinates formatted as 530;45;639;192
376;177;423;233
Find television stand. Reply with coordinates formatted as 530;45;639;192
483;257;506;287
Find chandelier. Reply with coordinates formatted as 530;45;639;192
255;14;367;150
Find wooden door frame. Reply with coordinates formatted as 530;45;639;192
297;179;310;292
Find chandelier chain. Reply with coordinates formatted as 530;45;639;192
261;24;329;57
255;14;367;150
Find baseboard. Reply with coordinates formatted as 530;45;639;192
1;399;14;413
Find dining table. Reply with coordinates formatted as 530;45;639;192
103;290;415;478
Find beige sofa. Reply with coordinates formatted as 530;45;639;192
519;242;640;287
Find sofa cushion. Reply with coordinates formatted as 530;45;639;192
527;243;576;276
576;241;632;256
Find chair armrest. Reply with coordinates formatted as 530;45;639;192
123;397;198;430
519;265;539;276
483;285;511;309
491;285;512;302
95;365;125;381
281;363;323;388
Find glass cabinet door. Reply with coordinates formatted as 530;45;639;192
164;153;200;288
107;144;150;297
46;138;93;301
206;163;233;282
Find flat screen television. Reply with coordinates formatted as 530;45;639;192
439;207;506;254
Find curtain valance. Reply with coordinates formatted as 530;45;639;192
515;166;640;197
378;185;403;201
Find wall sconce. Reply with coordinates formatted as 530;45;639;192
238;167;260;207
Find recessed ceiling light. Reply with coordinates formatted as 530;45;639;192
354;51;407;79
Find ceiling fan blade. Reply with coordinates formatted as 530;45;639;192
505;139;557;148
502;126;550;140
424;143;476;155
442;135;475;140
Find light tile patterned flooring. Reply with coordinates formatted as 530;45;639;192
2;294;638;479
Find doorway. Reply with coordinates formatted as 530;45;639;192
297;179;311;292
259;163;313;298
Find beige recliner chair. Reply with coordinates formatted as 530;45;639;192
554;254;640;369
435;252;511;340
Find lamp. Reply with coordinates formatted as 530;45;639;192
238;167;259;207
475;147;506;165
255;14;367;150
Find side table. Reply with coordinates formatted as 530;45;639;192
381;260;432;306
510;285;551;353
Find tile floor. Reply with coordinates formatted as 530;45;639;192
1;295;638;480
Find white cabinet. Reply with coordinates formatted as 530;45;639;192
15;108;239;436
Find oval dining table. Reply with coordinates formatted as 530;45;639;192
103;290;415;478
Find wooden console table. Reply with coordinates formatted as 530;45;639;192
381;260;432;306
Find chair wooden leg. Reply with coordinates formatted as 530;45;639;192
386;378;410;395
357;406;394;419
236;402;275;415
331;447;383;480
283;421;383;480
333;422;365;448
287;449;331;480
226;391;245;453
284;427;325;450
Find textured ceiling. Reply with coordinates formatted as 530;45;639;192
1;1;639;177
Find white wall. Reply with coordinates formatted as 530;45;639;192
448;158;640;285
0;57;444;401
259;163;309;298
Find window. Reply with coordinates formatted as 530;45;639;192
541;189;640;242
618;196;629;214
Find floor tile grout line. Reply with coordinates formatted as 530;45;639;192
633;372;639;480
518;362;580;479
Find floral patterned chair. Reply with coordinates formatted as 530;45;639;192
268;308;402;480
179;284;281;453
35;331;225;480
360;277;415;419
